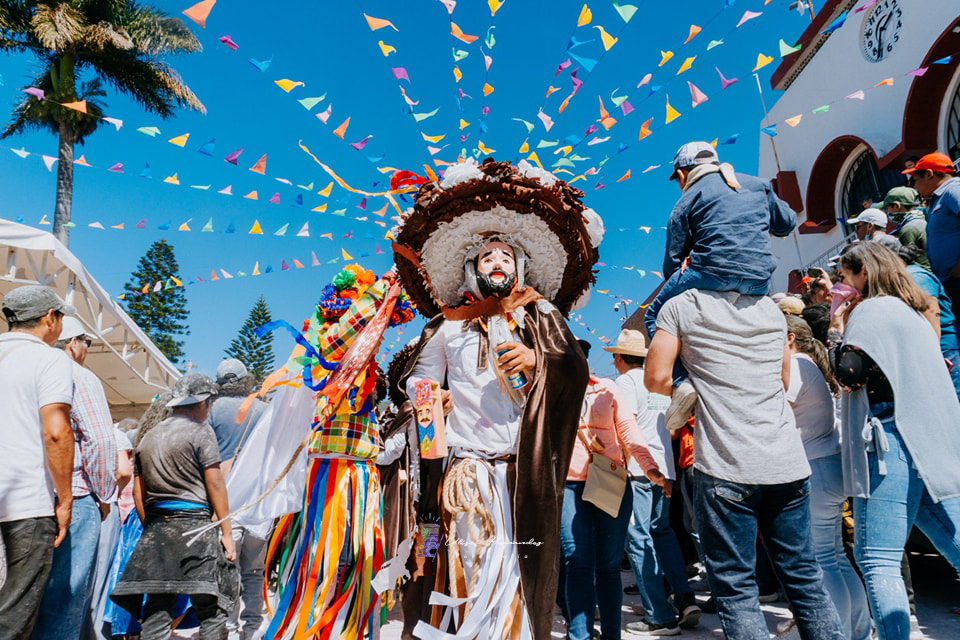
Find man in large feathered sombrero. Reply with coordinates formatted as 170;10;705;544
392;157;602;639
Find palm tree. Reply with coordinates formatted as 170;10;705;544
0;1;205;245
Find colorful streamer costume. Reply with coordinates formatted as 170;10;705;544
261;265;414;640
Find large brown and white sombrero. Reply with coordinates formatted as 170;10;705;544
392;157;603;317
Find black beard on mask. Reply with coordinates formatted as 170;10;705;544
476;270;517;297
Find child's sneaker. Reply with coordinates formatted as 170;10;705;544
665;380;698;431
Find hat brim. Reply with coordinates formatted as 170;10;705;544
603;346;648;357
393;160;598;317
166;393;213;408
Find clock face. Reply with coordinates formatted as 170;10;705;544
861;0;903;63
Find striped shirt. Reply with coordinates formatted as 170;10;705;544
69;362;118;499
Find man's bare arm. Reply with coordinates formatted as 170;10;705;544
41;403;74;547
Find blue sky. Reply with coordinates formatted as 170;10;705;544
0;0;815;378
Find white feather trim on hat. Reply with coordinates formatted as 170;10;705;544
571;288;591;311
516;159;559;187
419;205;566;308
440;157;485;188
581;208;604;248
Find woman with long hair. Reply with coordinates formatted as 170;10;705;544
831;241;960;640
784;315;871;640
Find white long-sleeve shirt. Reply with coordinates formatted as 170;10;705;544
406;319;522;458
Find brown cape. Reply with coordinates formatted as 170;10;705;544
378;402;416;559
399;296;589;638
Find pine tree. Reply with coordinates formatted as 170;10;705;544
122;239;189;364
226;295;275;384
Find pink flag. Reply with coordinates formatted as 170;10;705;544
23;87;44;100
906;67;928;77
716;67;738;89
637;73;652;88
555;59;572;75
845;90;865;100
350;135;373;150
107;163;124;173
311;251;321;267
317;104;332;124
224;148;243;164
392;67;410;82
218;35;238;50
688;81;708;107
268;192;281;204
621;100;634;116
537;109;554;132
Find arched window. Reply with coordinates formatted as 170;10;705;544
837;149;905;223
945;73;960;162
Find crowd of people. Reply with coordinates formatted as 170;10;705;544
0;146;959;640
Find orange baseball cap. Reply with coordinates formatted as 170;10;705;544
902;152;957;175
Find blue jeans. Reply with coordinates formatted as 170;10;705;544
942;347;960;401
625;479;693;624
853;409;960;640
643;266;770;340
808;454;872;640
561;481;633;640
32;494;102;640
694;470;843;640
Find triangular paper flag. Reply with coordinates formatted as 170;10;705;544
779;39;801;57
168;133;189;147
201;218;214;232
268;192;281;204
297;222;310;237
737;10;762;27
378;41;396;56
707;39;723;50
107;162;123;173
659;50;673;67
688;81;708;107
613;0;636;22
364;13;399;31
333;117;350;139
248;220;263;234
178;219;192;232
593;25;617;50
753;53;774;72
638;117;654;141
341;248;353;260
317;104;332;124
845;90;865;100
812;105;830;114
821;10;847;34
785;114;803;127
483;83;494;96
274;78;304;92
218;185;232;195
311;251;321;266
761;124;777;137
182;0;215;27
274;223;288;236
137;126;160;136
413;108;439;122
38;215;50;225
42;155;57;171
717;67;739;89
163;172;179;185
684;24;701;44
577;4;592;26
197;138;215;155
61;100;87;113
665;97;681;124
451;22;478;44
298;95;326;110
243;190;258;200
676;56;696;75
875;78;894;87
617;169;631;182
421;132;445;143
74;155;91;167
252;262;261;276
249;154;267;174
103;117;122;131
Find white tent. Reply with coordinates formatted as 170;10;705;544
1;218;179;418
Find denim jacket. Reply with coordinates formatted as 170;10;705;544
663;169;797;280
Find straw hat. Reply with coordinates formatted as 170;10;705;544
391;157;603;317
602;329;649;358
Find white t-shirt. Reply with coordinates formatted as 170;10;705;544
615;368;675;481
786;354;840;461
657;290;810;485
407;319;522;457
0;332;74;522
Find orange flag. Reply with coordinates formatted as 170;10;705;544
875;78;894;87
61;100;87;113
373;203;388;217
451;22;478;44
364;13;398;31
617;169;631;182
598;97;617;130
638;117;654;140
685;24;701;44
182;0;215;28
333;117;350;139
249;154;267;174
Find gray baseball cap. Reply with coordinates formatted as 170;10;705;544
2;285;76;323
166;373;219;408
670;141;719;180
216;358;249;383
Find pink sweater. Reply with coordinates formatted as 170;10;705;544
567;377;658;481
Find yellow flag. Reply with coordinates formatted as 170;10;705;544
317;182;333;197
274;79;304;93
594;25;617;50
577;4;592;26
249;220;263;234
665;97;681;124
163;173;179;185
676;56;695;75
342;248;353;260
659;50;673;67
752;53;774;72
178;219;191;231
519;140;529;153
527;151;543;169
459;119;470;129
252;262;261;275
312;204;327;213
453;67;462;82
785;114;803;127
377;41;395;56
488;0;503;15
477;141;495;154
168;133;189;147
422;132;445;143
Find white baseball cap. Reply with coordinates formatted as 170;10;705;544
58;316;90;342
847;208;887;228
